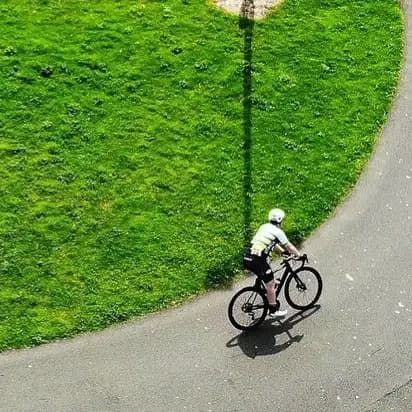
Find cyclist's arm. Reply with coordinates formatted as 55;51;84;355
273;243;286;254
274;228;301;257
283;242;301;257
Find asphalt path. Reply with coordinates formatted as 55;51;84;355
1;2;412;411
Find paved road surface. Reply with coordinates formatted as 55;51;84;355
1;2;412;411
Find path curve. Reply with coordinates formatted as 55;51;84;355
1;2;412;411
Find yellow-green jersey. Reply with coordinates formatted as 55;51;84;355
251;223;289;256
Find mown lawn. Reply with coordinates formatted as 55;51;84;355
0;0;403;350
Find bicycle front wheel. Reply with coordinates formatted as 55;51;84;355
228;287;268;330
284;266;322;310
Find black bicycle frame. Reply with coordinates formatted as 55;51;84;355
253;258;302;295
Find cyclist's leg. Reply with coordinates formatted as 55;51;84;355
260;261;287;316
266;280;276;305
245;254;277;305
259;262;276;305
265;276;284;315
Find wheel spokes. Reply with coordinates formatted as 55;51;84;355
289;273;317;306
232;290;266;328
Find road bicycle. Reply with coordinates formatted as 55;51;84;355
228;254;322;330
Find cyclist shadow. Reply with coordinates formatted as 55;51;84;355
226;305;320;359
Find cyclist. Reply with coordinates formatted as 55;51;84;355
245;208;302;317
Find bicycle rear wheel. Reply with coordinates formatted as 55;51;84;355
284;266;322;310
228;287;268;330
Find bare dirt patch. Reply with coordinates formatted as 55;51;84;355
213;0;285;18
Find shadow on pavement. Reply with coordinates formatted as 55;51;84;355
226;305;321;358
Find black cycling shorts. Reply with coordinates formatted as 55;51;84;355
243;251;274;283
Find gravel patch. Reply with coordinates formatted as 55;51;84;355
213;0;285;18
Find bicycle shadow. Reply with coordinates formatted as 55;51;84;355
226;305;320;359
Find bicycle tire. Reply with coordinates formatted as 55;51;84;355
284;266;322;310
228;286;268;330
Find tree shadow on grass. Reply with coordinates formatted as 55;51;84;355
204;1;256;289
226;305;320;358
204;253;243;289
240;0;255;246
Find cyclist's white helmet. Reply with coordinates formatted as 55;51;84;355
268;208;285;224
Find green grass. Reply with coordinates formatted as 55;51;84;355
0;0;403;350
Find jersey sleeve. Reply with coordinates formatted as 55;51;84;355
276;228;289;245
